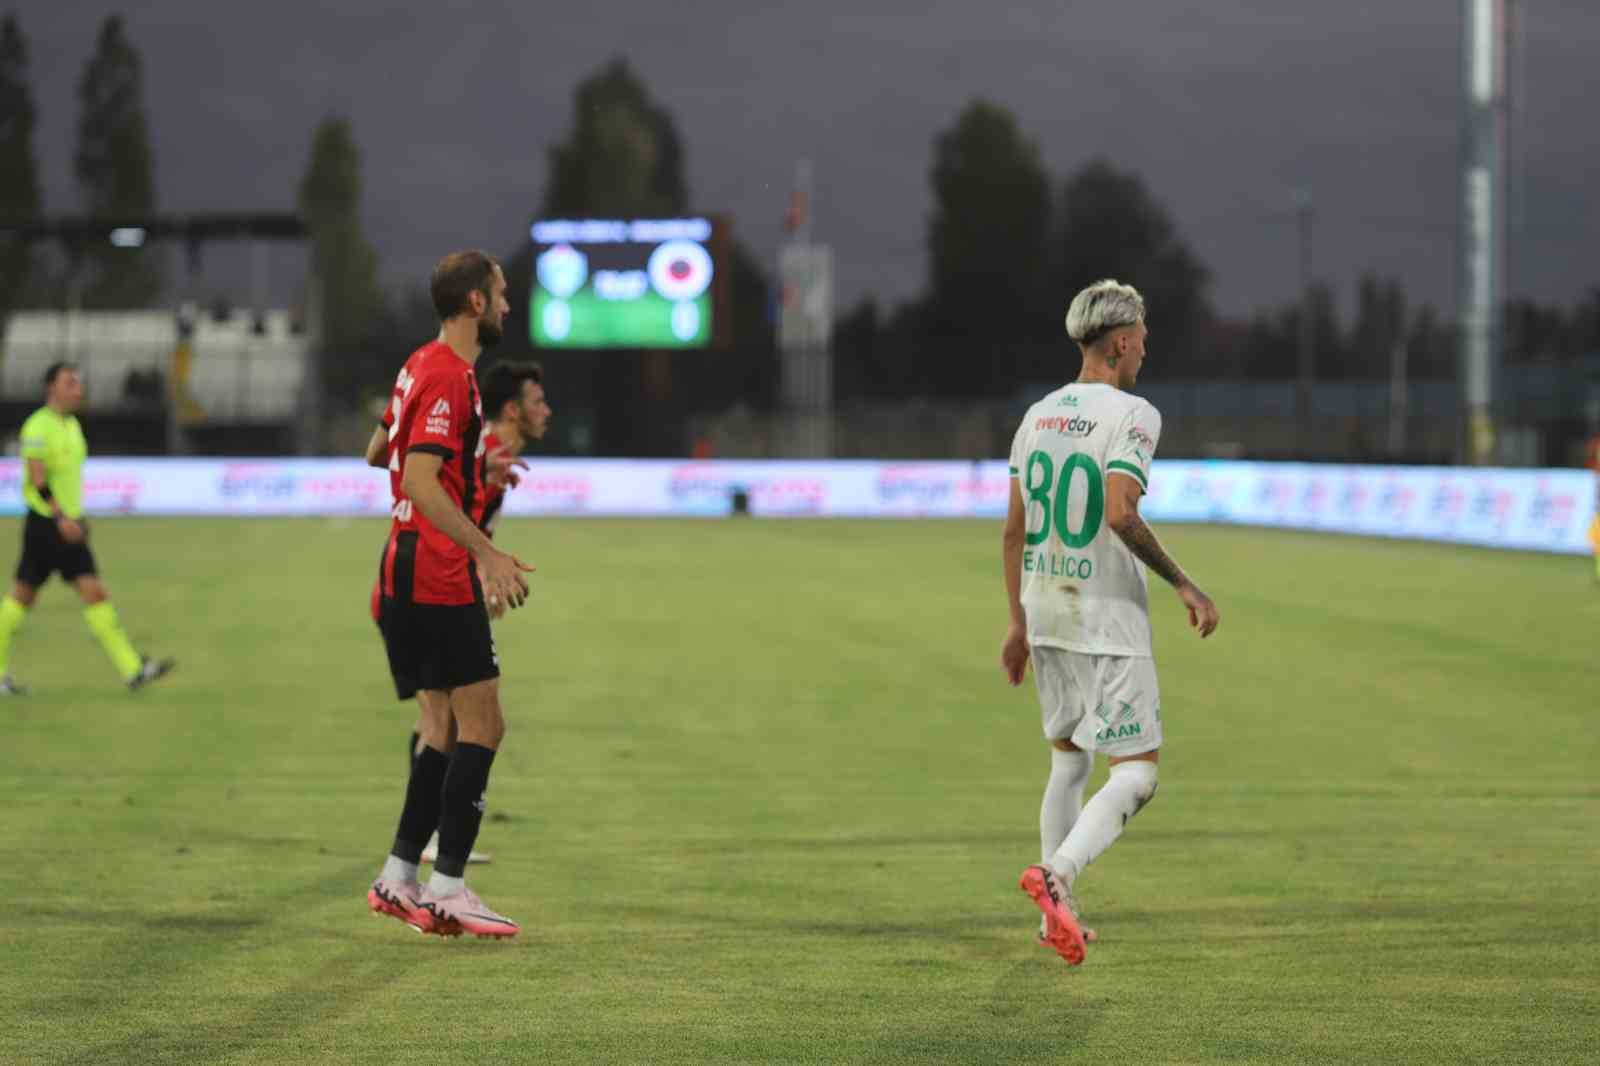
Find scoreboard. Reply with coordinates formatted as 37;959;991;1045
529;217;724;349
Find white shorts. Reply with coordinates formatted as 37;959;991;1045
1031;646;1163;756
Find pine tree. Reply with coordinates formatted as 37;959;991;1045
0;16;43;309
75;15;161;307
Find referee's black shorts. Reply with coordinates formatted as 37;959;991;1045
376;596;499;701
15;511;98;587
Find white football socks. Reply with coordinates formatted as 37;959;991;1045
381;855;419;884
1048;759;1159;883
1040;746;1093;864
428;872;465;898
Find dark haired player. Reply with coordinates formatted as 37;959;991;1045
366;360;551;866
0;363;173;694
364;250;533;939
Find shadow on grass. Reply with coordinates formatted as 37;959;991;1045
17;858;393;1065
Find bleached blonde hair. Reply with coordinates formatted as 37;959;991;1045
1065;279;1145;347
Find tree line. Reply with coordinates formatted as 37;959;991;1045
2;17;1595;421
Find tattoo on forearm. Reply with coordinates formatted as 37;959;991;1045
1115;513;1188;588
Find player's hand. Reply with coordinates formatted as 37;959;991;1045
1177;581;1219;638
1000;623;1031;686
486;595;507;621
477;546;534;611
486;447;528;490
57;518;85;544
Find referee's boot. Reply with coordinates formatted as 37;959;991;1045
127;656;175;692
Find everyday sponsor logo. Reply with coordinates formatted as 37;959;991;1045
1035;415;1097;437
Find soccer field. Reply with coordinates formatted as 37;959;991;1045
2;517;1595;1065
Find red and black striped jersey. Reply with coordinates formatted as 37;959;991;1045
377;341;486;607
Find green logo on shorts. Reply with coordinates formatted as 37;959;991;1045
1093;701;1142;742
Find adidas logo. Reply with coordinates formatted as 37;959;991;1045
429;399;451;417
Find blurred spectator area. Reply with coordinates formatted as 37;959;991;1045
1;308;307;420
694;370;1598;468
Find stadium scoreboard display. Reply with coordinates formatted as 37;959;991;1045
529;217;727;349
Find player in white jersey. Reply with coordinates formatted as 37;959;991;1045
1002;279;1220;966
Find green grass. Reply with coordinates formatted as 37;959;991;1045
1;517;1596;1065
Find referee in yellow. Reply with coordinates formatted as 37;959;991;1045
0;363;173;694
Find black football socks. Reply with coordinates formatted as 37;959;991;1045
433;743;496;878
390;745;451;864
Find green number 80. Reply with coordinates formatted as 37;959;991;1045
1023;450;1104;549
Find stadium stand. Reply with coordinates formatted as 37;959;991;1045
1;309;307;421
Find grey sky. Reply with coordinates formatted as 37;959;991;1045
17;0;1600;322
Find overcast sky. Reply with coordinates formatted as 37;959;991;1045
17;0;1600;322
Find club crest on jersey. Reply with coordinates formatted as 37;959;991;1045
425;398;452;436
1035;415;1097;437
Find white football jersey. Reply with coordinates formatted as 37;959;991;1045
1008;383;1163;657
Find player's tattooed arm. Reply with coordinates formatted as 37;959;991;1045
1110;509;1188;588
1107;472;1219;637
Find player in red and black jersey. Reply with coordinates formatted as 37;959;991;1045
364;361;550;866
474;361;551;539
365;250;533;939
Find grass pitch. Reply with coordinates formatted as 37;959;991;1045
1;517;1596;1065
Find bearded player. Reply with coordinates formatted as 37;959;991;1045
364;250;533;938
365;360;550;865
1001;279;1220;965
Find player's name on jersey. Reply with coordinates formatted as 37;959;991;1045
1023;549;1095;580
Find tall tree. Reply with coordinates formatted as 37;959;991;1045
75;14;160;307
0;16;42;310
920;100;1054;396
298;116;384;399
1052;159;1211;372
543;59;687;217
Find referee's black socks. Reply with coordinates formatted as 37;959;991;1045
434;743;496;879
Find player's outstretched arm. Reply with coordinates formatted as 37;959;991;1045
1105;473;1219;638
401;451;532;609
999;477;1031;685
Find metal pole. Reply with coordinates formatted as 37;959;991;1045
1294;188;1314;452
1460;0;1509;465
1388;336;1409;458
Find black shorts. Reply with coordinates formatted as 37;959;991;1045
16;511;98;587
376;597;499;700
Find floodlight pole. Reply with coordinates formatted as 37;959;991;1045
1294;188;1314;444
1460;0;1510;465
